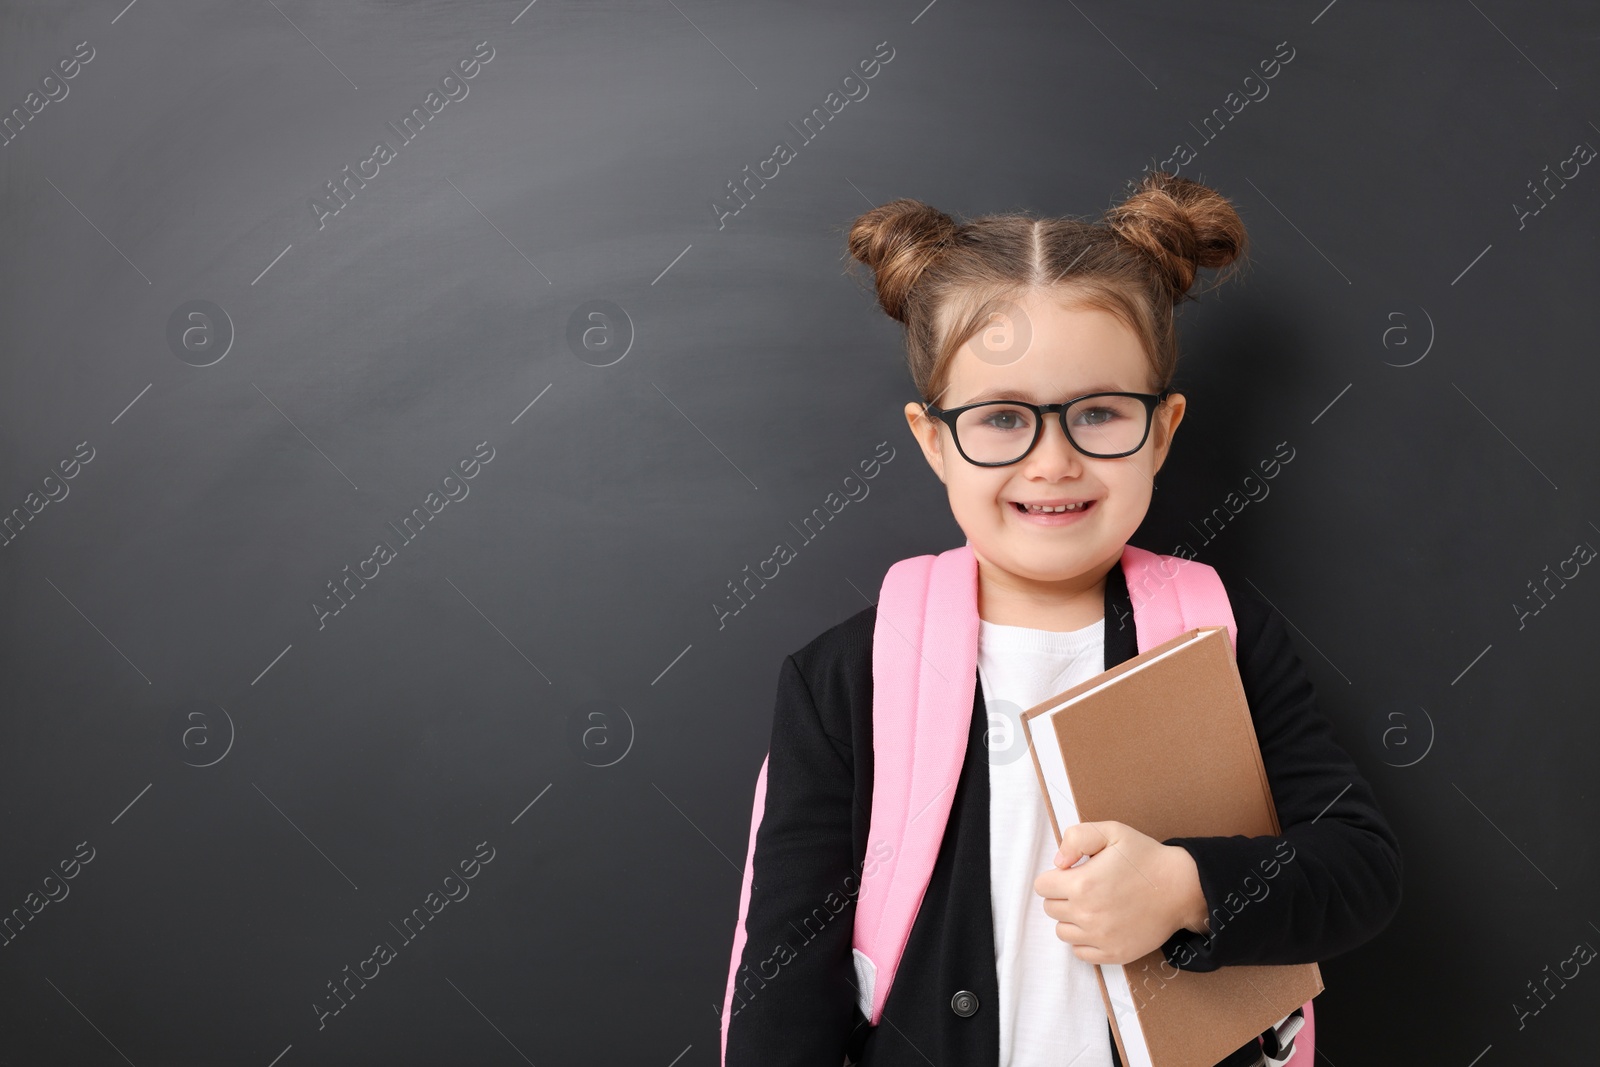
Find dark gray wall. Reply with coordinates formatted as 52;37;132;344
2;0;1596;1063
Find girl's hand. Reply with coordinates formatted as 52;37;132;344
1031;820;1208;966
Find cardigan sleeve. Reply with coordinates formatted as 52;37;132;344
722;653;860;1065
1156;589;1404;972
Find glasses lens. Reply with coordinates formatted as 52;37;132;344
1064;394;1151;457
954;403;1038;464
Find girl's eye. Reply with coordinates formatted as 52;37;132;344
1072;406;1119;427
979;410;1029;431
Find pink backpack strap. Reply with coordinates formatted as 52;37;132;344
719;753;768;1064
850;544;980;1025
1118;544;1237;654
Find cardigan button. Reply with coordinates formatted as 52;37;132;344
950;990;980;1017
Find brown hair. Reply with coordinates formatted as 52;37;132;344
844;171;1250;404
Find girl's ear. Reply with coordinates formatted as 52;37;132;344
903;401;948;484
1150;392;1186;474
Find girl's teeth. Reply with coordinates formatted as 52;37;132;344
1021;502;1088;513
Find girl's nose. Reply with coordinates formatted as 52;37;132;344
1021;414;1085;475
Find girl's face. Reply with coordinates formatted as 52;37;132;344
902;288;1186;613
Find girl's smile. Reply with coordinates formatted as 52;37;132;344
1008;496;1097;525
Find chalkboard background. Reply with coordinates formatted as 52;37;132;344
2;1;1597;1064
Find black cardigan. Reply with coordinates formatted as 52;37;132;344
723;559;1403;1067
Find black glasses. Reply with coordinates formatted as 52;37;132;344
922;390;1171;466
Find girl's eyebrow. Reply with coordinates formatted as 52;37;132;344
960;383;1128;404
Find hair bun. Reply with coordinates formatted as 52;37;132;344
846;198;959;324
1102;171;1248;302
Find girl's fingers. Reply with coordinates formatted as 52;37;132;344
1039;896;1075;922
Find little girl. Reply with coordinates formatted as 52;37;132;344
720;172;1403;1067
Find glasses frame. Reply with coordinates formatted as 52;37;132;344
922;390;1172;466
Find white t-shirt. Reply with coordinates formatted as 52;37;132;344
978;614;1114;1067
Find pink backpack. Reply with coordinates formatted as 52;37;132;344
722;543;1314;1066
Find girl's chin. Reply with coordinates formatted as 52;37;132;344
979;528;1130;571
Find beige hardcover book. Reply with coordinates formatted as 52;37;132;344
1021;625;1323;1067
